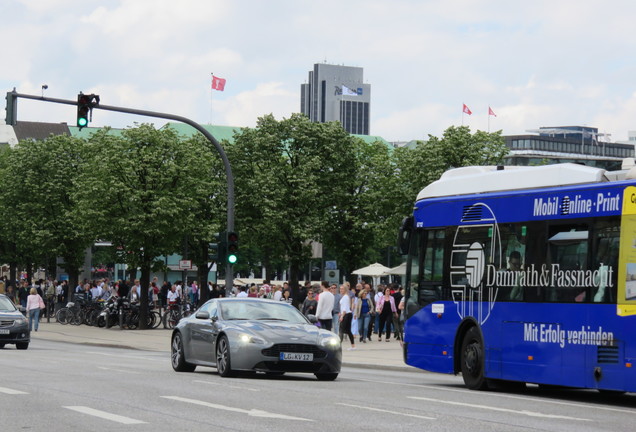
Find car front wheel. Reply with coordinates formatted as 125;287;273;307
16;342;28;350
216;335;234;377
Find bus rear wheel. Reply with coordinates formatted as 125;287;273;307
461;326;488;390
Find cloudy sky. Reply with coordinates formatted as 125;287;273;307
3;0;636;142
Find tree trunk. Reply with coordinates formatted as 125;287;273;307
9;262;17;289
196;241;210;304
139;263;150;330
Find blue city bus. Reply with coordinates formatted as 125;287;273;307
399;163;636;392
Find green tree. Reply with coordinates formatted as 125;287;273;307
0;135;91;287
228;114;357;303
393;126;508;221
73;124;215;328
322;138;398;280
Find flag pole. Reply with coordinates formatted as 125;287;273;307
488;105;490;133
210;73;214;125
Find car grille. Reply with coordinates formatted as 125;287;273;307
0;319;15;327
262;344;327;359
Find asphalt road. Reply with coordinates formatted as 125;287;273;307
1;340;635;432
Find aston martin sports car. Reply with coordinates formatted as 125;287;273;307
170;298;342;380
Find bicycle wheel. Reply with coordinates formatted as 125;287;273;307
151;311;162;329
163;310;179;329
127;311;139;330
56;308;69;325
71;310;84;326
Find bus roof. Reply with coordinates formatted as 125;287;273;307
416;163;611;201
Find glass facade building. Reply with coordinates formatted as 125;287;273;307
300;63;371;135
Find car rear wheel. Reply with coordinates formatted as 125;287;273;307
171;332;196;372
0;343;5;348
315;372;338;381
216;335;234;377
16;342;28;350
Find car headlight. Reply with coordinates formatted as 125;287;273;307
15;318;27;326
320;337;341;348
238;333;266;344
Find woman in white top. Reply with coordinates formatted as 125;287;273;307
26;287;44;331
338;285;356;350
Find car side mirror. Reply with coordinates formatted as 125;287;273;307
195;311;210;320
306;314;318;323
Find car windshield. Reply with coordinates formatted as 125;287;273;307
0;296;17;312
219;300;308;324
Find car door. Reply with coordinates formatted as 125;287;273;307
190;300;219;365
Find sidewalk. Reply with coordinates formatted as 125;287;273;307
30;321;411;371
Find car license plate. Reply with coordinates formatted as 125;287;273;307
0;329;9;334
279;352;313;361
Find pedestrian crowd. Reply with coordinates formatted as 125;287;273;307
0;275;405;345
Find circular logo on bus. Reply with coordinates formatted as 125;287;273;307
465;242;485;289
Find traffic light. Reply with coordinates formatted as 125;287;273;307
77;93;91;129
5;91;17;125
226;231;238;264
208;232;224;262
76;93;99;130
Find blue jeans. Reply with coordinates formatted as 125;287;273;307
374;313;380;334
332;312;340;336
28;308;40;331
357;312;371;341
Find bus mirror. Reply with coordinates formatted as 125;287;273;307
398;216;413;255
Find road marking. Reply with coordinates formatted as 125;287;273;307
162;396;312;421
193;379;260;392
86;351;162;362
336;402;435;420
353;377;636;415
408;396;591;421
98;366;142;374
0;386;28;395
63;406;146;424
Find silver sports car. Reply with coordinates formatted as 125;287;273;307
171;298;342;380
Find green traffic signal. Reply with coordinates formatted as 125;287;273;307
77;93;91;130
226;231;238;264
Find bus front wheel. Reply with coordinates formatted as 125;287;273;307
460;326;488;390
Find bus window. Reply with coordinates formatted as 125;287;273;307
591;219;619;303
547;225;589;302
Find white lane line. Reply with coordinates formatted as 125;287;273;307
162;395;312;422
408;396;591;421
336;402;435;420
86;351;162;362
0;386;28;395
63;406;146;424
98;366;142;375
353;377;636;415
193;379;260;392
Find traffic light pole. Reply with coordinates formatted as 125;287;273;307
6;90;235;293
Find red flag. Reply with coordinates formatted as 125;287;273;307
488;106;497;117
462;104;472;115
212;75;226;91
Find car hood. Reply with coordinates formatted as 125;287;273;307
0;310;24;319
229;320;330;344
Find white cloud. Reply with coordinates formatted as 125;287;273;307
3;0;636;142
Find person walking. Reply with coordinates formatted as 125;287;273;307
331;284;341;335
354;290;373;343
301;286;318;317
376;287;397;342
338;284;356;350
26;287;44;332
315;281;334;331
